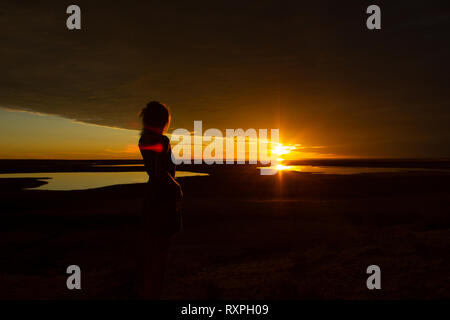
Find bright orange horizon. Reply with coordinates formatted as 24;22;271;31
0;107;343;160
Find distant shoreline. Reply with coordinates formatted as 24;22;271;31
1;158;450;174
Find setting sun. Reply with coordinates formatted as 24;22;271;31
272;144;294;156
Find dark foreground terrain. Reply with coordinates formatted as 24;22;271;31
1;162;449;299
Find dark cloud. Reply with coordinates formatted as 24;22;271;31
1;0;450;157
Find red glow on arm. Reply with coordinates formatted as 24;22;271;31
139;143;164;153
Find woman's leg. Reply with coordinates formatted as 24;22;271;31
140;234;171;299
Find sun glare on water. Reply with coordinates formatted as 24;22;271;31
276;164;290;171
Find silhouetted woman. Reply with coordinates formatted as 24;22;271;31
137;101;183;299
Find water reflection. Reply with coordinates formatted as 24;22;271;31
2;165;447;191
262;164;449;175
0;171;208;191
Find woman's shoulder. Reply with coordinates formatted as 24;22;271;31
139;132;170;153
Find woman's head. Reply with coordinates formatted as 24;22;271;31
140;101;171;133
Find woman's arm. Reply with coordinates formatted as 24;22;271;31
165;171;183;200
147;147;183;200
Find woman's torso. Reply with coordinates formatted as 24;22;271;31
139;131;175;182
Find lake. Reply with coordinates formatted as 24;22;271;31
1;162;448;191
0;171;208;191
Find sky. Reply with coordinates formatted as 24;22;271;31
1;0;450;159
0;107;140;159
